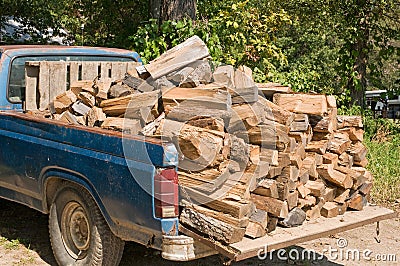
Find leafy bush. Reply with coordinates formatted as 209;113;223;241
130;1;291;80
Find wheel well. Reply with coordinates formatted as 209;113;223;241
44;178;94;213
45;178;64;212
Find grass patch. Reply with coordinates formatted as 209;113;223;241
364;138;400;203
365;135;400;204
4;239;21;250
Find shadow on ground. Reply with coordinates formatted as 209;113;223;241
0;199;344;266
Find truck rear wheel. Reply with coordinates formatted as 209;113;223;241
49;183;124;266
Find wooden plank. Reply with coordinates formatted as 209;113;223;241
69;62;80;85
24;65;39;110
145;36;210;79
127;61;141;74
179;225;239;259
101;62;112;79
111;62;128;80
229;205;397;261
49;62;67;101
38;61;51;110
81;61;99;80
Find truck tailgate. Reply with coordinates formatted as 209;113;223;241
180;205;397;261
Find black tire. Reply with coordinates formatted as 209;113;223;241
49;183;125;266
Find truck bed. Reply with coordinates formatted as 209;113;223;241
180;205;397;261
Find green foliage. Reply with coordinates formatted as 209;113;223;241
130;1;291;80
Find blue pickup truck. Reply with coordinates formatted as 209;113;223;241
0;45;194;265
0;45;397;266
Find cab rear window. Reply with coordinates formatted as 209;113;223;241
8;55;133;103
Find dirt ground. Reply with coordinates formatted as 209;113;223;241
0;199;398;266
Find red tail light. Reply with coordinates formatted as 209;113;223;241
154;168;179;218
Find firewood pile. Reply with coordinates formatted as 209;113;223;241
27;36;373;245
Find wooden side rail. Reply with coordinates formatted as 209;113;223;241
24;61;140;110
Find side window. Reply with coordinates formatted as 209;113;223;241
8;57;27;103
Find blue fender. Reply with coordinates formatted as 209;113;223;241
39;167;117;235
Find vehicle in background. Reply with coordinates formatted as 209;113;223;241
365;90;400;119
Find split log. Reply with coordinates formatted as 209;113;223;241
93;78;112;100
323;153;339;166
52;91;77;114
58;111;79;125
358;181;373;196
162;86;228;108
183;187;254;219
180;60;213;87
166;96;232;124
267;166;283;178
297;184;311;198
71;101;91;116
334;166;366;190
78;91;96;107
231;69;258;104
327;132;351;155
287;190;299;210
250;194;289;218
320;202;339;218
322;187;336;202
317;164;353;189
86;107;106;127
245;124;290;150
187;117;224;132
253;179;279;198
257;96;295;126
298;195;316;208
338;153;354;168
267;216;279;232
260;149;279;166
334;189;350;204
304;180;325;197
108;83;135;98
245;209;269;238
347;142;367;162
257;83;292;97
338;127;364;142
100;117;142;135
273;93;328;115
353;158;368;167
70;80;96;95
228;102;266;132
100;90;160;117
157;119;225;168
300;156;318;180
305;140;329;154
337;115;363;128
180;207;245;244
144;36;210;79
347;193;366;211
181;200;249;228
